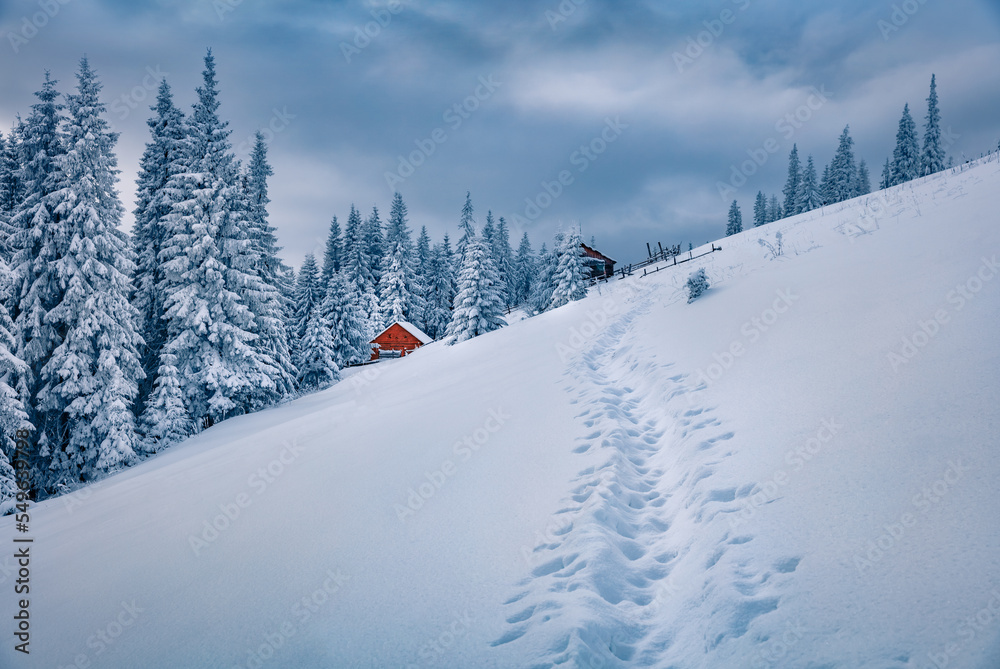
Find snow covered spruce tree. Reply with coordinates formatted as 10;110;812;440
880;158;893;190
726;200;742;236
767;194;782;223
291;253;322;341
827;125;857;203
513;231;535;305
36;58;144;482
378;192;421;327
493;216;515;307
527;241;558;315
363;205;385;291
422;236;456;340
456;191;475;262
295;310;339;391
445;232;506;344
244;132;296;402
378;241;411;326
783;144;801;216
413;225;432;331
132;79;186;414
320;215;342;290
0;127;23;263
8;72;67;483
890;104;920;186
548;228;588;310
753;191;767;227
855;160;871;196
795;157;823;213
686;268;709;303
139;350;191;447
341;204;378;334
481;211;515;307
0;257;29;510
482;210;497;249
320;270;371;368
921;74;946;177
819;163;833;205
152;50;277;433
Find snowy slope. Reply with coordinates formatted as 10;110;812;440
3;157;1000;668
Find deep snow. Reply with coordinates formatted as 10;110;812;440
2;156;1000;668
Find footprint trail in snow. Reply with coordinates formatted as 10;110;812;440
493;283;804;667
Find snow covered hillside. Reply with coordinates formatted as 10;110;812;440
3;157;1000;668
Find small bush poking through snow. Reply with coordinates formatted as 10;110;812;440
686;268;709;303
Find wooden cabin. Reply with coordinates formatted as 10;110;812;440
370;321;432;361
581;243;616;278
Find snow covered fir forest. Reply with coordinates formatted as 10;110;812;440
0;53;600;498
1;0;1000;667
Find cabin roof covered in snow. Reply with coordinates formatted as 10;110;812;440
373;321;433;345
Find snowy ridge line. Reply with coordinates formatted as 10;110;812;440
710;148;1000;263
491;282;803;667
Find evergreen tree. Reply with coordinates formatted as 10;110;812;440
921;74;945;176
782;144;801;216
820;162;833;205
456;191;475;261
493;216;514;306
38;58;144;480
423;237;456;340
513;231;535;304
363;205;384;287
244;132;295;402
9;72;69;486
890;104;920;186
321;270;370;367
881;157;892;190
767;194;782;223
132;80;186;416
291;253;321;341
295;310;339;391
445;233;506;344
548;229;588;310
828;125;857;203
855;160;871;196
0;132;7;262
139;352;191;448
482;210;496;248
795;155;823;213
725;200;742;236
341;204;378;333
0;128;23;263
378;192;420;327
0;257;29;509
753;191;767;227
413;225;432;330
686;268;710;303
320;215;342;288
378;251;411;327
527;240;558;315
156;50;275;428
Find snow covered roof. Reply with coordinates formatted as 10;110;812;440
374;321;433;345
581;243;616;264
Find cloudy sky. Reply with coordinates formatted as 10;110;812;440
2;0;999;268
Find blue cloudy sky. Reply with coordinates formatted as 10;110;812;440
2;0;999;268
